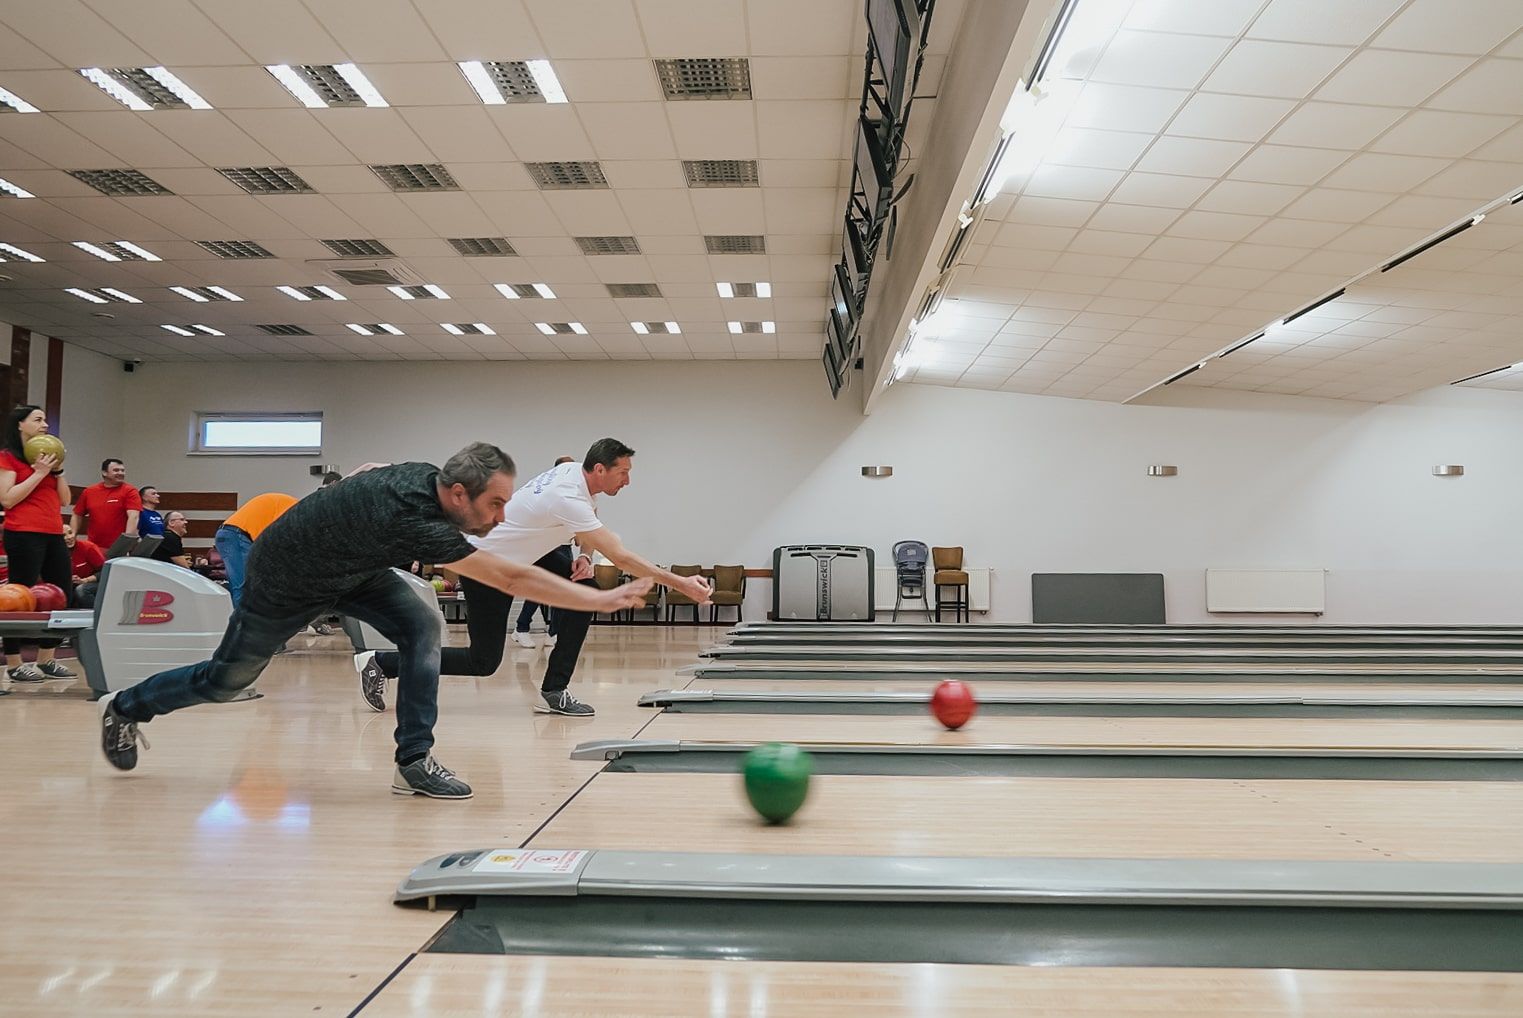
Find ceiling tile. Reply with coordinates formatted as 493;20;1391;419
223;110;355;165
665;103;759;159
1371;0;1523;55
184;0;343;63
633;0;747;57
1202;40;1354;99
1319;152;1451;193
1068;83;1189;134
1108;172;1214;209
575;102;679;161
1315;50;1475;107
1165;93;1296;143
550;60;663;103
1089;31;1234;91
305;0;448;62
523;0;644;59
1268;102;1405;149
1372;110;1514;158
1123;0;1265;36
1048;129;1154;171
1247;0;1406;46
1427;59;1523;115
1229;144;1351;185
756;100;850;160
1133;136;1251;178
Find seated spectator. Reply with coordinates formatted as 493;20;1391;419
64;525;105;609
137;486;165;537
150;511;191;568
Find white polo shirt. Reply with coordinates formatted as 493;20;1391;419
468;461;600;563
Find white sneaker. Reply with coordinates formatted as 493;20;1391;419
511;631;535;649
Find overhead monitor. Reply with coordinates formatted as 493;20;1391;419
827;306;857;366
854;115;894;230
831;261;858;327
822;339;843;397
866;0;920;124
842;216;870;294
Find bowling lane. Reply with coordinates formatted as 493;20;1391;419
684;661;1523;679
530;772;1523;862
369;955;1523;1017
635;711;1523;750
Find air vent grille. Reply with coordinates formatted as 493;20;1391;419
321;239;394;258
68;169;172;196
333;268;406;286
636;322;680;334
705;234;766;254
107;68;190;108
217;166;313;194
606;282;663;298
525;161;608;189
733;321;769;334
197;240;274;259
683;159;759;188
576;235;641;255
295;64;365;107
369;163;459;191
256;324;313;336
543;322;582;334
447;237;518;256
480;61;544;101
654;58;752;100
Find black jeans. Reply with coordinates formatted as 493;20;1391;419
3;529;71;653
115;570;444;763
376;548;592;694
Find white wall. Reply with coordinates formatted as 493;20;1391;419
109;357;1523;623
58;343;129;481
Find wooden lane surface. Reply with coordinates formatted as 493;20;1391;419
368;955;1523;1017
636;711;1523;750
688;661;1523;675
676;678;1523;703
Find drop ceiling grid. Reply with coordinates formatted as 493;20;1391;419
919;0;1523;402
0;0;958;360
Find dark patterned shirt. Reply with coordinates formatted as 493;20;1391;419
243;462;474;611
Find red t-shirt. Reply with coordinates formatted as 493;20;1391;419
71;537;105;579
73;482;141;547
0;449;64;534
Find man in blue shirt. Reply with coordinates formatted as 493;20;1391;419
137;486;165;537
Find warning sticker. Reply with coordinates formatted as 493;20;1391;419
471;849;587;874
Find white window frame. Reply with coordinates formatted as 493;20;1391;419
191;411;323;456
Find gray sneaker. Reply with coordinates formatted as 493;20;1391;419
392;754;472;799
37;660;77;679
7;663;44;682
99;691;149;771
354;651;386;712
535;690;595;716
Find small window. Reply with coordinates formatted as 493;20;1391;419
194;412;322;455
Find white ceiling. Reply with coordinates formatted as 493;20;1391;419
0;0;963;362
902;0;1523;404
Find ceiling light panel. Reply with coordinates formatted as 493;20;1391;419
728;321;776;333
256;324;313;336
277;285;345;301
0;242;44;262
217;166;313;194
683;160;760;188
161;325;194;336
536;322;588;335
607;283;663;298
705;234;766;254
191;324;223;335
717;281;771;297
169;285;243;302
0;85;39;113
654;57;752;100
81;67;212;110
446;237;518;256
525;161;608;190
387;284;450;299
369;163;459;191
495;283;556;299
346;323;405;336
441;323;496;335
196;239;274;259
457;60;566;104
75;240;161;262
320;238;394;258
68;169;172;196
0;175;34;198
631;321;681;334
266;64;385;108
575;236;641;255
67;287;140;303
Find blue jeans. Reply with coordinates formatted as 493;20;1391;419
214;526;253;609
114;570;444;763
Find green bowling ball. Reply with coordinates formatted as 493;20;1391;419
23;433;65;467
741;742;812;824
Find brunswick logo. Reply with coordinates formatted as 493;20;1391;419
119;590;175;626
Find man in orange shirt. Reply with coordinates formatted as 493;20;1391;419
215;492;297;608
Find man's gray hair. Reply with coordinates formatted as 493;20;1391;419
440;442;515;497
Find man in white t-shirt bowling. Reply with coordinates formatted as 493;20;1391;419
356;437;711;716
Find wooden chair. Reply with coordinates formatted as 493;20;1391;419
591;564;624;622
932;546;969;623
664;564;704;623
708;565;746;623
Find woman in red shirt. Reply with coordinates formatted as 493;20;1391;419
0;405;75;682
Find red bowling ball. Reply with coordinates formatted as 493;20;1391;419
29;583;67;612
929;679;977;730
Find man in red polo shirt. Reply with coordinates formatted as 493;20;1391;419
64;524;106;607
70;458;141;547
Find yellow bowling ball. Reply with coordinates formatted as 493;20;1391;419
23;434;65;467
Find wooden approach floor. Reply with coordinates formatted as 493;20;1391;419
3;625;1521;1016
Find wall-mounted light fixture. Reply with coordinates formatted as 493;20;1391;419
1147;465;1178;477
309;464;340;476
1432;465;1464;477
861;466;894;478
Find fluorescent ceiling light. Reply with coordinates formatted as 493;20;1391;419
207;286;242;301
0;175;34;198
569;322;587;334
388;285;415;300
66;288;108;303
990;79;1078;195
334;63;387;108
192;324;223;335
534;322;555;335
346;324;374;335
762;321;775;333
526;60;567;103
473;323;495;335
377;323;403;335
161;325;194;336
423;284;450;299
312;285;345;301
0;85;39;114
630;322;649;334
99;287;140;303
727;321;742;334
665;321;681;333
277;285;311;301
79;67;151;110
73;241;121;262
1472;214;1487;226
441;323;464;335
265;65;325;108
494;283;519;299
756;282;772;297
169;286;207;301
532;283;556;299
114;241;161;261
0;242;44;262
143;66;212;110
716;282;734;298
458;61;504;105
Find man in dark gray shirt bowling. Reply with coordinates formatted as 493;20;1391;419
97;443;651;800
